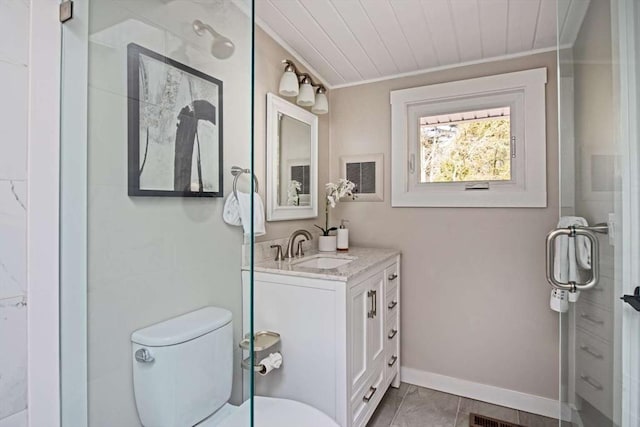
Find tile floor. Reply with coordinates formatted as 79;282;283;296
367;383;559;427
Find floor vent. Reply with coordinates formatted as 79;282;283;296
469;413;523;427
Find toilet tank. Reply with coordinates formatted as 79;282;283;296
131;307;233;427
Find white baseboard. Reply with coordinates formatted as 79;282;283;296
401;367;571;421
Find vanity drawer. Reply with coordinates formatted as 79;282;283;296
386;284;399;318
576;330;613;418
351;363;385;427
576;329;611;372
385;317;400;384
576;299;613;342
582;275;614;309
384;263;399;293
385;316;399;349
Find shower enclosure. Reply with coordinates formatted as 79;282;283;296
59;0;256;425
556;0;640;426
54;0;640;426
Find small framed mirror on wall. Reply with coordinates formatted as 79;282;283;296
266;93;318;221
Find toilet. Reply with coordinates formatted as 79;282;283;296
131;306;339;427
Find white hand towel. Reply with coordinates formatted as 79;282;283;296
222;193;242;226
554;216;591;284
236;191;266;237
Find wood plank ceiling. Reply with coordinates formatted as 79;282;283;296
256;0;590;88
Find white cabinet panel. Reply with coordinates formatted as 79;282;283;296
250;254;401;427
367;274;385;369
349;280;368;391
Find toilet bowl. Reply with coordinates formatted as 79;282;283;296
199;396;338;427
131;307;338;427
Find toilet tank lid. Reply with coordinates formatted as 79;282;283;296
131;307;232;347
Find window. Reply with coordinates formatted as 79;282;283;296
391;68;547;207
419;107;512;183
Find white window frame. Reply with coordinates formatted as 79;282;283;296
391;68;548;208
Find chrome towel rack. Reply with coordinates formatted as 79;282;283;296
545;223;608;292
231;166;258;200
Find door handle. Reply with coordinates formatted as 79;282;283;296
367;290;377;318
580;313;604;325
621;287;640;312
363;386;377;402
580;374;603;391
546;226;601;291
388;355;398;367
388;273;398;281
388;300;398;310
388;328;398;340
579;344;604;359
373;290;377;317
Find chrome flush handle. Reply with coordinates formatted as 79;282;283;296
135;348;155;363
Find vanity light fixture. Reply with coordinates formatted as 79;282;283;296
278;59;328;114
297;75;315;107
311;86;328;114
278;61;299;96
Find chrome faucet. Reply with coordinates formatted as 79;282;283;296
286;229;313;259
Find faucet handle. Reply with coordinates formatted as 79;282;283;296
295;240;306;258
270;244;285;261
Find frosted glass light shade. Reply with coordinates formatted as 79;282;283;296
297;82;315;107
311;92;328;114
279;71;299;97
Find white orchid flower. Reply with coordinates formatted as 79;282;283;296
287;180;301;206
316;178;356;235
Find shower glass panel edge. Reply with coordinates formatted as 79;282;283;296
60;0;256;425
556;0;640;425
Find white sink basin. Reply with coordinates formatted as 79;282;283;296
293;255;356;269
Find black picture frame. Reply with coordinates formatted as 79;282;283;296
127;43;223;197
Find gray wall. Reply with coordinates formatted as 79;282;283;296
0;0;29;425
87;1;252;425
329;52;561;400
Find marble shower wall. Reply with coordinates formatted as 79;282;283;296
0;0;30;425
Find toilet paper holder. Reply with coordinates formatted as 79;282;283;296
239;331;281;373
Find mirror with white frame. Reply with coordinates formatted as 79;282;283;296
266;93;318;221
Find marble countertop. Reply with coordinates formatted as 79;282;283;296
248;246;400;282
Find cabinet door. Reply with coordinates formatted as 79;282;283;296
367;273;385;367
349;279;369;390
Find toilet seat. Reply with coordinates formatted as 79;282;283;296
206;396;339;427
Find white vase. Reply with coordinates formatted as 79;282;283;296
318;235;337;252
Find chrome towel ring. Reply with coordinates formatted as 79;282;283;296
231;166;259;200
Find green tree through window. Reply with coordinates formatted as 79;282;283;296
420;117;511;183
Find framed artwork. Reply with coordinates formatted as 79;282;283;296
339;153;384;202
127;43;223;197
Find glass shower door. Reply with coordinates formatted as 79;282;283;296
557;0;640;426
59;0;256;425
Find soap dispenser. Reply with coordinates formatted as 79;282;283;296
337;220;349;252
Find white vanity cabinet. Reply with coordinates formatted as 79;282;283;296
242;249;400;427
